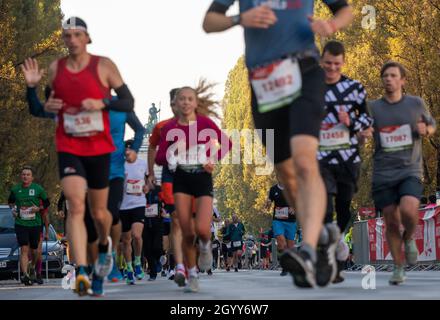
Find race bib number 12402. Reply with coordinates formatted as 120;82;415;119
250;57;302;113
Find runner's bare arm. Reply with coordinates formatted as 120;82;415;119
420;100;436;136
326;2;353;33
265;199;272;211
147;147;157;187
203;3;277;32
96;57;134;112
309;1;353;37
47;60;58;88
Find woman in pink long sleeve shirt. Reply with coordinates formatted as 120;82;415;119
155;86;231;293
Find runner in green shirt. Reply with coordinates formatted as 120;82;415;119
8;166;50;286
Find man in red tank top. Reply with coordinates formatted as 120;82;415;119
43;17;135;297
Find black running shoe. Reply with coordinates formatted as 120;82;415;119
316;224;340;287
35;274;44;285
331;260;346;284
21;274;33;286
280;248;316;288
280;270;288;276
234;267;238;272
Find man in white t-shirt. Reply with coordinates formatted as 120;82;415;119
119;140;148;284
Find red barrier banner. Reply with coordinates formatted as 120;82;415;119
368;206;440;262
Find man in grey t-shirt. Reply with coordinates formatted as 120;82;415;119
369;61;436;285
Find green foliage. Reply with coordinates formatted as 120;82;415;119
0;0;65;231
214;57;275;235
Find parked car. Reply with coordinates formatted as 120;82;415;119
0;205;65;280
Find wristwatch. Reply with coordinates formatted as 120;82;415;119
231;14;241;26
102;98;110;108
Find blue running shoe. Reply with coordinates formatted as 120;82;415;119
126;271;135;285
107;265;123;283
94;237;113;278
91;273;104;297
134;265;145;280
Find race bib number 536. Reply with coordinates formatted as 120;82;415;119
250;57;302;113
64;111;104;137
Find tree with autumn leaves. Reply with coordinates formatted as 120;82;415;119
0;0;65;230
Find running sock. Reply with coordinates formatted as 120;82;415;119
134;256;142;266
98;242;109;254
77;265;88;275
126;262;133;272
177;263;185;271
188;267;198;278
117;253;125;270
199;240;211;250
169;254;176;270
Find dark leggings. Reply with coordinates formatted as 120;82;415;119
143;218;163;277
212;248;219;268
325;182;355;233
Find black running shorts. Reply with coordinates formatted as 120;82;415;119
58;152;110;189
120;206;146;233
172;168;213;198
15;224;41;249
320;162;361;196
372;176;423;210
251;57;326;164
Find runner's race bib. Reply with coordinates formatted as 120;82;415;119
145;204;159;217
212;243;218;249
274;207;289;219
63;110;104;137
19;207;36;220
379;124;413;152
226;242;232;249
250;57;302;113
319;123;350;151
126;179;144;195
233;241;242;248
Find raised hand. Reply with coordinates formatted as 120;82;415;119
21;58;45;88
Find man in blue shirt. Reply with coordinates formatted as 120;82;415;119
203;0;353;288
